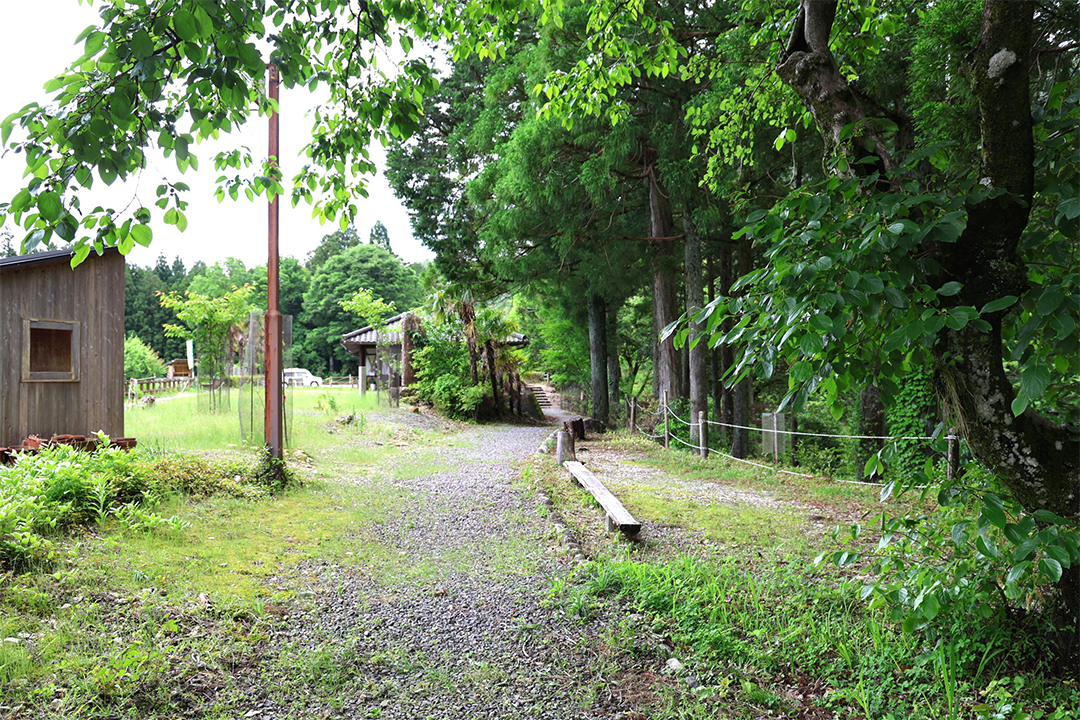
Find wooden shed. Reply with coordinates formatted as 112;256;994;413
0;247;125;447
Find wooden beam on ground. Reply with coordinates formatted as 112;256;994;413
563;460;642;537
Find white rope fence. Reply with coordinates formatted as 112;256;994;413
700;417;935;442
625;396;955;489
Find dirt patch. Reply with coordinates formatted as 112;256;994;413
578;443;805;513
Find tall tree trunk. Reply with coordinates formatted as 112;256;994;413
858;385;885;481
730;229;754;457
648;153;681;405
707;254;723;424
587;294;610;424
401;312;421;387
467;339;479;386
778;0;1078;638
719;239;735;446
606;298;621;409
684;215;708;448
485;340;499;418
732;377;751;459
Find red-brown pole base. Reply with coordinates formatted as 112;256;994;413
264;309;283;458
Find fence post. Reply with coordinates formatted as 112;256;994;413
663;391;670;449
947;427;960;482
556;430;572;464
629;398;636;433
699;410;708;459
791;414;799;466
772;412;780;463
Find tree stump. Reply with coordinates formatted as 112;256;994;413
565;417;586;441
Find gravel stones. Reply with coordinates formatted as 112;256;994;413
247;420;637;719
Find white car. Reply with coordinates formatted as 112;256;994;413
284;368;323;387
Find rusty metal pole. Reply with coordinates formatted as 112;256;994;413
264;64;284;458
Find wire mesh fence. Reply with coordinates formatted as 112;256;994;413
237;312;294;446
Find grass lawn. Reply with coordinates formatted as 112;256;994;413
0;390;450;718
531;431;1079;720
1;402;1075;720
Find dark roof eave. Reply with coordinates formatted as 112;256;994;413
0;246;121;272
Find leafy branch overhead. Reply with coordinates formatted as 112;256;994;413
0;0;445;257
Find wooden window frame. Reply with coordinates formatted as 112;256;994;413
22;319;80;383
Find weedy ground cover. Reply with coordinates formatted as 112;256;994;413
0;393;449;719
534;432;1079;720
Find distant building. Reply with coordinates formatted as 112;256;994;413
166;359;192;378
341;312;527;390
0;247;125;446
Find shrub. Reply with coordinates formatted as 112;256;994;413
123;334;167;381
819;461;1080;663
411;323;489;419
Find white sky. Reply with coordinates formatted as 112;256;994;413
0;0;433;270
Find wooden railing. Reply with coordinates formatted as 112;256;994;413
324;376;361;387
135;377;189;393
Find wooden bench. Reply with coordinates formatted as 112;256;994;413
563;460;642;537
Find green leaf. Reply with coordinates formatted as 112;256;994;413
1045;544;1072;567
131;224;153;247
920;593;941;620
1033;509;1067;525
937;281;962;296
980;295;1018;314
976;535;999;559
1005;561;1031;584
131;30;155;61
1013;539;1040;562
810;314;832;332
1020;364;1052;399
1035;286;1065;316
800;334;824;355
99;162;117;186
883;326;909;352
1059;195;1080;220
173;10;198;41
71;242;91;267
788;360;811;383
1040;558;1063;583
81;30;107;60
37;192;62;222
861;275;884;294
945;306;977;330
981;501;1008;530
9;188;31;214
883;286;907;308
1004;522;1028;545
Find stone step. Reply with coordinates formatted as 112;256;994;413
526;385;553;407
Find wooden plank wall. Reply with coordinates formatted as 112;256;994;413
0;252;125;446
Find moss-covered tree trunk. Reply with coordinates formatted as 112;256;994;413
485;339;500;418
587;294;610;424
777;0;1079;642
648;155;682;405
684;215;708;448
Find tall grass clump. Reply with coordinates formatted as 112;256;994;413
573;556;1079;719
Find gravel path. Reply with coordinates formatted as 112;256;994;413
246;416;639;719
